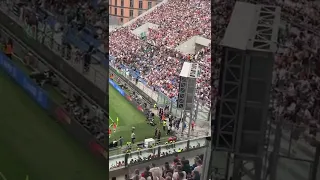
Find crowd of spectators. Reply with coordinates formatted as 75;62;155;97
109;0;320;135
126;154;203;180
8;0;320;130
213;0;320;138
109;0;212;106
63;94;107;143
42;0;108;39
5;0;320;179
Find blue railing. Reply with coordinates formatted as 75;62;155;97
109;78;125;97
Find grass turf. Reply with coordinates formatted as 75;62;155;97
0;57;108;180
109;85;164;144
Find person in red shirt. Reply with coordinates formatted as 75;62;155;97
108;128;112;138
168;136;177;142
191;121;195;131
113;122;117;132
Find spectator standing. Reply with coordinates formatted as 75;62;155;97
191;171;201;180
173;165;186;180
162;162;174;178
131;169;140;180
131;131;136;144
157;130;161;143
119;136;123;147
4;38;13;59
182;160;192;175
150;163;162;179
142;166;154;180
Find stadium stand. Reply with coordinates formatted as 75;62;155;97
109;0;212;106
3;0;320;179
114;0;320;177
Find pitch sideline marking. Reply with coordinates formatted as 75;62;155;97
0;172;8;180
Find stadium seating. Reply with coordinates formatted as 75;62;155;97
28;0;212;107
7;0;320;178
109;0;212;106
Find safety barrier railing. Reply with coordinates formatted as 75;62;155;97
109;136;208;170
109;137;171;156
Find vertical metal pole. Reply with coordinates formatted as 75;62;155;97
310;144;320;180
194;99;199;122
187;106;193;139
181;111;186;136
181;78;189;136
288;123;294;157
207;107;211;122
269;114;283;180
202;143;212;180
225;152;231;180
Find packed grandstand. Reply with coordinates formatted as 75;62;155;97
3;0;320;179
112;0;320;178
109;0;212;107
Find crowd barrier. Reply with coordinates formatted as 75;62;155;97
109;136;208;170
0;52;108;165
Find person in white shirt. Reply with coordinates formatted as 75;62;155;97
167;126;171;135
193;159;203;175
172;165;186;180
150;163;162;179
176;172;187;180
131;132;136;144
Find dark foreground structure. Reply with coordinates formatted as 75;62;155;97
206;2;320;180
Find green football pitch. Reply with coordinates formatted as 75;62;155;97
0;58;108;180
109;85;164;147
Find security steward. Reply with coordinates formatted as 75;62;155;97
4;39;13;59
163;120;167;131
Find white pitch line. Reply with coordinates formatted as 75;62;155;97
0;172;8;180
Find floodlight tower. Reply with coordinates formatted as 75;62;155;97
204;2;281;180
176;62;201;140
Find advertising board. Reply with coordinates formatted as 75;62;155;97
0;53;48;109
109;78;144;113
109;78;125;96
0;49;108;165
